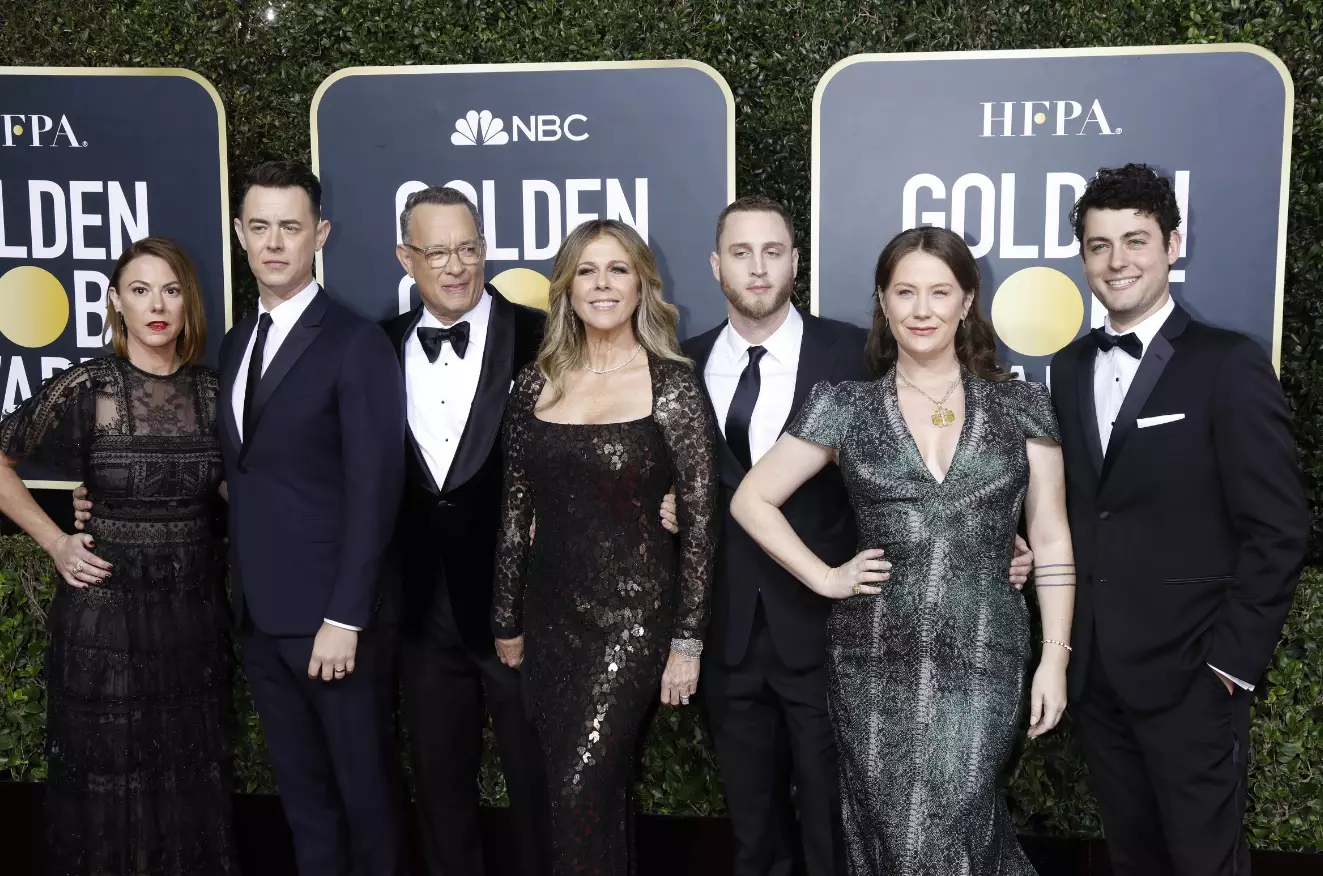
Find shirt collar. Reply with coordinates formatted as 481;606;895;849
259;279;319;330
1105;295;1174;354
416;288;492;349
721;305;803;366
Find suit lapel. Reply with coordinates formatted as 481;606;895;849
1076;341;1105;475
1099;305;1190;485
221;315;255;454
392;305;441;495
442;288;514;494
242;289;328;459
789;315;835;434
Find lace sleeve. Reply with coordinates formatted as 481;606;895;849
0;363;95;477
652;360;719;645
491;363;542;639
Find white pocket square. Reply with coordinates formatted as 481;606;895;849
1137;414;1185;428
509;379;515;393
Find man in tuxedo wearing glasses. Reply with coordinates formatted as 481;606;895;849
1049;163;1308;876
682;196;1033;876
383;186;550;876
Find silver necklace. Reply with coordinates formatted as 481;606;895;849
582;344;643;374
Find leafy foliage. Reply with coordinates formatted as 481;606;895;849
3;0;1322;851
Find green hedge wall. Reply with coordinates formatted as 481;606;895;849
2;0;1322;853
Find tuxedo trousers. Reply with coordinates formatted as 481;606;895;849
400;585;550;876
1074;636;1253;876
240;616;406;876
703;601;843;876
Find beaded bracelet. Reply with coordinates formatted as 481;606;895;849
670;637;703;658
1043;639;1073;652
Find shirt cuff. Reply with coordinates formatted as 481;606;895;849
1208;664;1254;692
324;618;363;632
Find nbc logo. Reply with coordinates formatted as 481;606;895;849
451;110;589;146
452;110;509;146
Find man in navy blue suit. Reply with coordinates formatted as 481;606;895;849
77;160;407;873
226;160;410;874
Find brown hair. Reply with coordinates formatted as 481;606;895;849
537;219;689;410
714;195;795;250
866;226;1008;382
106;236;208;365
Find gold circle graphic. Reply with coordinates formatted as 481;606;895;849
0;266;71;347
990;266;1083;357
490;268;550;312
1033;111;1047;125
11;124;22;136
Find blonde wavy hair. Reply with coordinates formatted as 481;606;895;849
536;219;690;410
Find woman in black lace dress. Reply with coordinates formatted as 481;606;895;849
0;237;236;875
491;219;718;875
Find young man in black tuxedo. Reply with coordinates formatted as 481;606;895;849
681;197;1033;876
383;186;549;876
1049;164;1308;876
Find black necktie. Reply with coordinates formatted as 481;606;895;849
243;313;273;441
725;345;766;470
417;322;471;362
1090;327;1143;359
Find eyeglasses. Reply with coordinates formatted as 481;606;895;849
403;241;484;268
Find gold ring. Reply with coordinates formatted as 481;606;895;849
852;582;862;595
73;560;84;574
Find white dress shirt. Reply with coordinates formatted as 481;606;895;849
703;306;804;466
231;279;320;443
231;279;363;632
1092;295;1251;691
405;291;492;488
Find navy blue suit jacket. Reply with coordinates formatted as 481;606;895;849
219;288;406;637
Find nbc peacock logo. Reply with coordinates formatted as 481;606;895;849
451;110;509;146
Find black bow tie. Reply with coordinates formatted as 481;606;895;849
417;322;471;362
1090;327;1143;359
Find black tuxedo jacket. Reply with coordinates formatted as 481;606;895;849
683;312;871;671
219;288;406;637
1050;304;1307;711
384;287;546;650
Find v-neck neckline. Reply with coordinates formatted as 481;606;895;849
888;369;972;485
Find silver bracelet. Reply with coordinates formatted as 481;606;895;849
670;637;703;658
1043;638;1073;653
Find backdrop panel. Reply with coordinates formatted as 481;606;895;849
0;67;231;485
812;45;1292;382
312;61;735;339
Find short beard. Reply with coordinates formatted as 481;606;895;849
721;276;794;322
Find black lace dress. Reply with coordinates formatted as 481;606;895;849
0;356;236;876
492;358;719;876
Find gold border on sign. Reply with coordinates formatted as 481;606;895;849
809;44;1294;373
308;59;738;283
0;66;232;489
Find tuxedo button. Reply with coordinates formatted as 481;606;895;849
1099;511;1111;520
238;464;249;475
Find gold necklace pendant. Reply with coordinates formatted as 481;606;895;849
931;405;957;427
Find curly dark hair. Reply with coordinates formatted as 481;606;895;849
867;226;1010;383
1069;163;1181;244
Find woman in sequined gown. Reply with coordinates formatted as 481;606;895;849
492;219;718;876
732;227;1076;875
0;238;236;875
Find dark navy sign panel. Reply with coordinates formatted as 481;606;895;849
313;61;734;340
0;69;230;483
813;47;1291;381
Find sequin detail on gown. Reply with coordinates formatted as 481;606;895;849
787;370;1059;876
493;358;717;876
0;357;236;876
